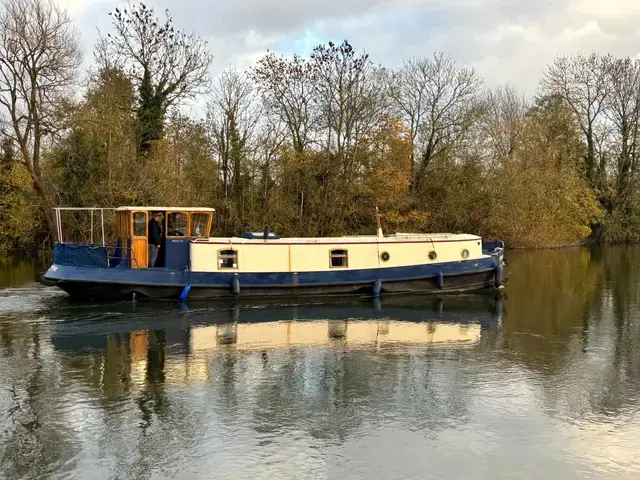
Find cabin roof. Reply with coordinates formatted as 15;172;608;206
115;206;215;212
194;233;481;244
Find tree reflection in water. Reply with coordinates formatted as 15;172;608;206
1;248;640;478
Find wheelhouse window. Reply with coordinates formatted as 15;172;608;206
330;249;348;268
218;249;238;269
190;213;209;237
167;212;187;237
133;212;147;237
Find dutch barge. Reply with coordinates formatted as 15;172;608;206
41;206;507;300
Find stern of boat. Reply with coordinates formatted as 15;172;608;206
482;241;507;288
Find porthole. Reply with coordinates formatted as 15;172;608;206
428;251;437;261
381;251;390;262
461;249;470;259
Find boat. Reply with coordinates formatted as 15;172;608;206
40;206;507;300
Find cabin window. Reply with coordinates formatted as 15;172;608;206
218;249;238;269
190;213;209;237
428;251;437;261
461;249;470;259
167;212;187;237
380;251;390;262
330;249;348;268
133;212;147;237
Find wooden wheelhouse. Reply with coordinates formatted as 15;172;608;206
114;207;215;269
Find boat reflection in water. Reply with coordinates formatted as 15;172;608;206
50;294;503;386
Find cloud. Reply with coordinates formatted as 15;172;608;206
56;0;640;104
151;0;399;37
54;0;85;15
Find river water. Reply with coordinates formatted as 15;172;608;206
0;246;639;479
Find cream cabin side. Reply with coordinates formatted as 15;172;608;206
375;235;482;268
289;242;380;271
191;243;291;273
189;234;484;273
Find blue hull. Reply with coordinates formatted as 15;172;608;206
43;249;506;300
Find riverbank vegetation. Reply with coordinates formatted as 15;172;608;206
1;0;639;255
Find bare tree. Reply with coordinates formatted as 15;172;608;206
541;53;611;186
310;40;389;181
0;0;82;237
253;119;286;202
388;57;429;173
480;86;529;165
251;52;317;153
605;57;640;196
390;53;483;188
207;68;261;200
103;2;213;153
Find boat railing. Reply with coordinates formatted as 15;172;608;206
53;207;116;245
106;243;141;269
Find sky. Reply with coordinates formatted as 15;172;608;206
55;0;640;111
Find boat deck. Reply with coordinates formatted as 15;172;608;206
193;233;481;245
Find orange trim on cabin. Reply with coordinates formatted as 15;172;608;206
190;212;212;237
165;210;190;238
131;211;148;238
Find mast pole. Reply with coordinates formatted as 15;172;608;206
101;209;105;246
376;207;383;238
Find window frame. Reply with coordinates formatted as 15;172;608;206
217;248;239;270
131;211;148;238
165;211;189;238
190;212;211;237
329;248;349;268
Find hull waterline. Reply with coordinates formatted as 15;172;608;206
43;259;504;301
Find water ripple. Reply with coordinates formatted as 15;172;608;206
2;248;640;478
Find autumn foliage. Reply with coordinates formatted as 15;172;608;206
0;2;633;256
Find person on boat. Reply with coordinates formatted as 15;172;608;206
148;212;163;268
